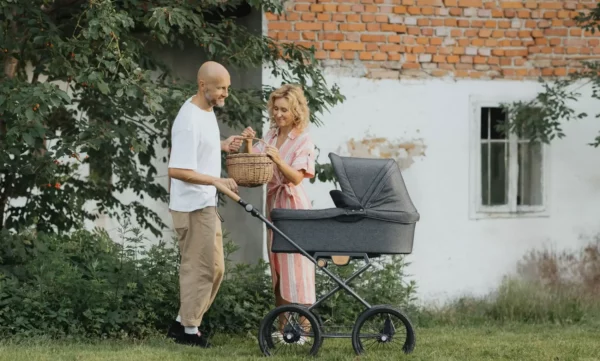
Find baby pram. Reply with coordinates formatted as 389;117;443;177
215;153;419;357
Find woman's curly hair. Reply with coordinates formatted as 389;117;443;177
267;84;310;132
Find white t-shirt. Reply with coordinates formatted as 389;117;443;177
168;97;221;212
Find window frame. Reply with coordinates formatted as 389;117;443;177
469;95;551;220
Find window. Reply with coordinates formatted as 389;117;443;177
470;99;548;219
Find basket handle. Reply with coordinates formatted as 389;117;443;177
241;137;268;154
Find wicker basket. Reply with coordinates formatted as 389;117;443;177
226;138;273;188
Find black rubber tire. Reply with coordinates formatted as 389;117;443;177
351;304;416;355
258;304;323;357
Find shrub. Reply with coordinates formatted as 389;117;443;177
0;224;272;339
0;223;418;339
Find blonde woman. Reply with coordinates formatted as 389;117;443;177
242;84;316;312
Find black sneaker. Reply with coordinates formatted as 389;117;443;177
174;331;212;348
167;321;183;340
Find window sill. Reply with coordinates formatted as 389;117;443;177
469;208;549;220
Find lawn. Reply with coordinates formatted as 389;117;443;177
1;325;599;361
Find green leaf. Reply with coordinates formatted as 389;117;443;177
98;82;110;95
25;108;35;120
23;133;35;146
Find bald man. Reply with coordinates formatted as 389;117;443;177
166;61;241;348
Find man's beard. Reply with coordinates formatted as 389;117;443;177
205;92;225;108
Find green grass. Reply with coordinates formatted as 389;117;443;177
1;325;599;361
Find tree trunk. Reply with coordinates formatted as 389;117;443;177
0;56;18;229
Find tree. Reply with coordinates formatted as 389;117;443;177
500;4;600;148
0;0;344;236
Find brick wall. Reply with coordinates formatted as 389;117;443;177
265;0;599;79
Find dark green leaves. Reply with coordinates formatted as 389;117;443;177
0;0;344;235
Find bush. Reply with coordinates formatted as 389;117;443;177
0;223;272;339
0;225;179;339
0;224;418;339
414;236;600;327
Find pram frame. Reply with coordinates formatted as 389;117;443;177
236;197;374;315
214;182;416;356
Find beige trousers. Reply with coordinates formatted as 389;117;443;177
171;206;224;327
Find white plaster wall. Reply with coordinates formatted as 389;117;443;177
263;70;600;303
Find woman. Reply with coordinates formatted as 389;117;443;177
242;84;316;314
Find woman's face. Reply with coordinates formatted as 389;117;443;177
272;97;294;129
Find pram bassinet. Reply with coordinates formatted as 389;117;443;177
270;153;420;257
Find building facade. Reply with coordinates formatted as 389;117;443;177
262;0;600;301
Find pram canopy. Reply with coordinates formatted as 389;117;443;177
328;153;420;224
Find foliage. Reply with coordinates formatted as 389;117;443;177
0;224;179;338
0;0;344;236
499;3;600;147
0;223;418;338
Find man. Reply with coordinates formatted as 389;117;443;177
166;61;241;348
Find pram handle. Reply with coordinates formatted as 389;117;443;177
213;181;241;202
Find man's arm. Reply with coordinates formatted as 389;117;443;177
168;167;217;186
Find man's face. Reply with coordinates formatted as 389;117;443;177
201;75;230;108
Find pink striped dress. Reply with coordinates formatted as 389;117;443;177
254;127;316;305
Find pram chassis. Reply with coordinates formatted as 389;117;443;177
213;182;416;357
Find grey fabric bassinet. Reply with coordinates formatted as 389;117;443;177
270;153;420;257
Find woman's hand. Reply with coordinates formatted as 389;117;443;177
241;126;256;139
266;146;282;165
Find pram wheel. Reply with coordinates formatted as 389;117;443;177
351;305;416;355
258;304;323;357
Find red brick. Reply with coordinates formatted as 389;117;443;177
310;4;324;12
295;23;322;31
315;51;327;60
339;42;365;51
388;53;401;61
347;14;360;22
458;0;482;7
418;0;443;5
501;2;523;9
324;23;337;31
333;14;346;22
360;52;373;60
365;23;379;31
361;34;387;42
340;24;366;32
373;53;388;61
330;52;342;59
269;22;291;31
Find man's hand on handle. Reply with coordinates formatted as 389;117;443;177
213;177;238;194
212;177;240;202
